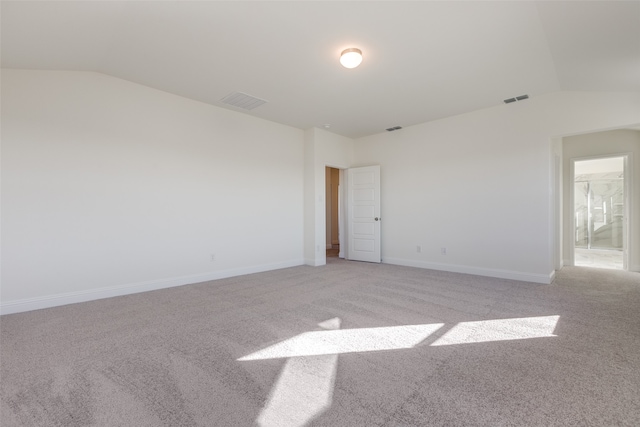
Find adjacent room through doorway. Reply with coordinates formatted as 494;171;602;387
573;156;625;270
326;167;340;258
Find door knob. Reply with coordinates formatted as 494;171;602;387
375;217;379;221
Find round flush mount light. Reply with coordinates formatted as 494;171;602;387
340;48;363;69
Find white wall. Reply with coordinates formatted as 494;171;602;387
303;129;317;264
1;69;304;314
353;91;640;283
2;71;637;315
563;129;640;271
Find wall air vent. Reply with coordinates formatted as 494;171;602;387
386;126;403;132
504;94;529;104
221;92;268;110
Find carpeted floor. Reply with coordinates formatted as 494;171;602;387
1;259;640;426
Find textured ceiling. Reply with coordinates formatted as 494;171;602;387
2;1;639;138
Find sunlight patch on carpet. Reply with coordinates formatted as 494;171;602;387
255;318;341;427
256;353;337;427
242;315;559;427
238;323;444;360
239;316;559;361
430;315;559;346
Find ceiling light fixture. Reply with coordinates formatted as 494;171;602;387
340;48;363;69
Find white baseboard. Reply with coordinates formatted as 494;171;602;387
304;257;326;267
0;259;304;315
383;257;554;284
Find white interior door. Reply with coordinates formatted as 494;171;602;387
348;165;381;263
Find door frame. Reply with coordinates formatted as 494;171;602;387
568;153;632;270
323;164;381;263
324;165;348;261
324;166;347;259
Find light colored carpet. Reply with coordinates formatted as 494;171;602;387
1;259;639;426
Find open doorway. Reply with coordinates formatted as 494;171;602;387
325;167;341;258
572;156;626;270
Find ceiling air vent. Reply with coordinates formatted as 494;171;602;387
386;126;403;132
221;92;268;110
504;94;529;104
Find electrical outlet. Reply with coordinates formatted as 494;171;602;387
416;245;422;253
441;247;447;255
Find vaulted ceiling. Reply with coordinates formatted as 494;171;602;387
2;1;639;138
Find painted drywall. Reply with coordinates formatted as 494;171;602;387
303;128;353;266
303;129;318;265
3;70;636;316
353;91;640;283
1;69;304;313
563;129;640;271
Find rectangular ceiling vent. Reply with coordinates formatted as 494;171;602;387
221;91;268;110
504;94;529;104
386;126;403;132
